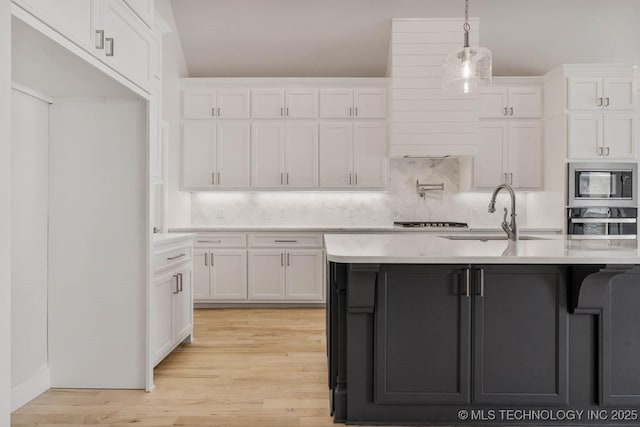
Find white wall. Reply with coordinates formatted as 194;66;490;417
48;98;146;388
155;0;191;228
0;0;12;424
10;88;50;410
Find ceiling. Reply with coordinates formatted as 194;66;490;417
171;0;640;78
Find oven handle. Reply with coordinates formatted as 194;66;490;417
570;218;637;224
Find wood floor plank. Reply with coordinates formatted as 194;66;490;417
11;308;369;427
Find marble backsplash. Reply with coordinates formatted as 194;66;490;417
190;158;550;228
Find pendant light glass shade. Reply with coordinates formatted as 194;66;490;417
442;0;492;94
633;65;640;95
442;46;492;94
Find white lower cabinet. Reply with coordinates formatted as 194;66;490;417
192;232;325;304
151;238;194;367
248;249;287;300
194;248;248;301
248;248;324;302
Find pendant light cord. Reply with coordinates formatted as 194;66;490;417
463;0;471;47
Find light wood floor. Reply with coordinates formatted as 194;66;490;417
11;308;347;427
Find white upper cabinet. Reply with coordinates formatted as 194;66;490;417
319;120;386;189
251;121;286;187
102;0;153;91
217;89;251;119
568;112;636;160
507;121;542;188
182;89;250;119
354;89;387;118
319;121;354;187
251;89;286;119
285;89;318;118
474;122;507;189
182;121;250;189
182;121;216;189
252;89;318;119
13;0;100;52
285;121;318;187
122;0;154;27
183;89;217;119
353;121;387;188
216;121;251;187
13;0;154;92
319;89;354;118
480;86;541;118
319;89;386;118
251;121;318;188
568;77;635;110
472;121;542;189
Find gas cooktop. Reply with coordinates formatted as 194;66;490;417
393;221;469;228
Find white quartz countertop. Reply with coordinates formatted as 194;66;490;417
153;233;196;246
324;234;640;264
170;225;562;233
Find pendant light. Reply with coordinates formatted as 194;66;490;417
442;0;492;94
633;64;640;95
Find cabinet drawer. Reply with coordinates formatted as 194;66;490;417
249;233;322;248
154;245;192;273
195;233;247;248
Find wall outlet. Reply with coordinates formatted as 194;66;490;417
217;208;224;219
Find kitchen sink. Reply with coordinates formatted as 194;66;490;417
438;235;552;241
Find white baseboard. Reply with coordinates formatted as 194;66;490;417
11;366;50;412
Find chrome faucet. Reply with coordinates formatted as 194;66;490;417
488;183;519;241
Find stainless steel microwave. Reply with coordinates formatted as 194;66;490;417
568;163;637;208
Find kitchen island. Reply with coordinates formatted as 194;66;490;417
324;234;640;426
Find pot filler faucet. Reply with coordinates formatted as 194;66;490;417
488;183;519;241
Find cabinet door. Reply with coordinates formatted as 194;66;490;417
508;121;542;188
568;77;603;110
285;249;323;301
604;113;636;160
216;121;250;188
509;87;542;118
319;121;354;188
248;250;286;300
217;89;250;119
474;122;507;188
211;250;247;300
354;89;386;119
601;270;640;406
251;89;285;119
473;265;568;405
122;0;154;27
374;265;471;404
603;77;635;110
286;89;318;118
103;0;153;91
192;250;210;301
353;121;387;188
151;272;175;365
182;121;216;189
14;0;99;52
183;89;216;119
479;87;508;118
319;89;354;118
251;121;285;187
285;121;318;188
174;267;193;342
568;113;603;159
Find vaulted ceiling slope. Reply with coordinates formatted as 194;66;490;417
171;0;640;78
